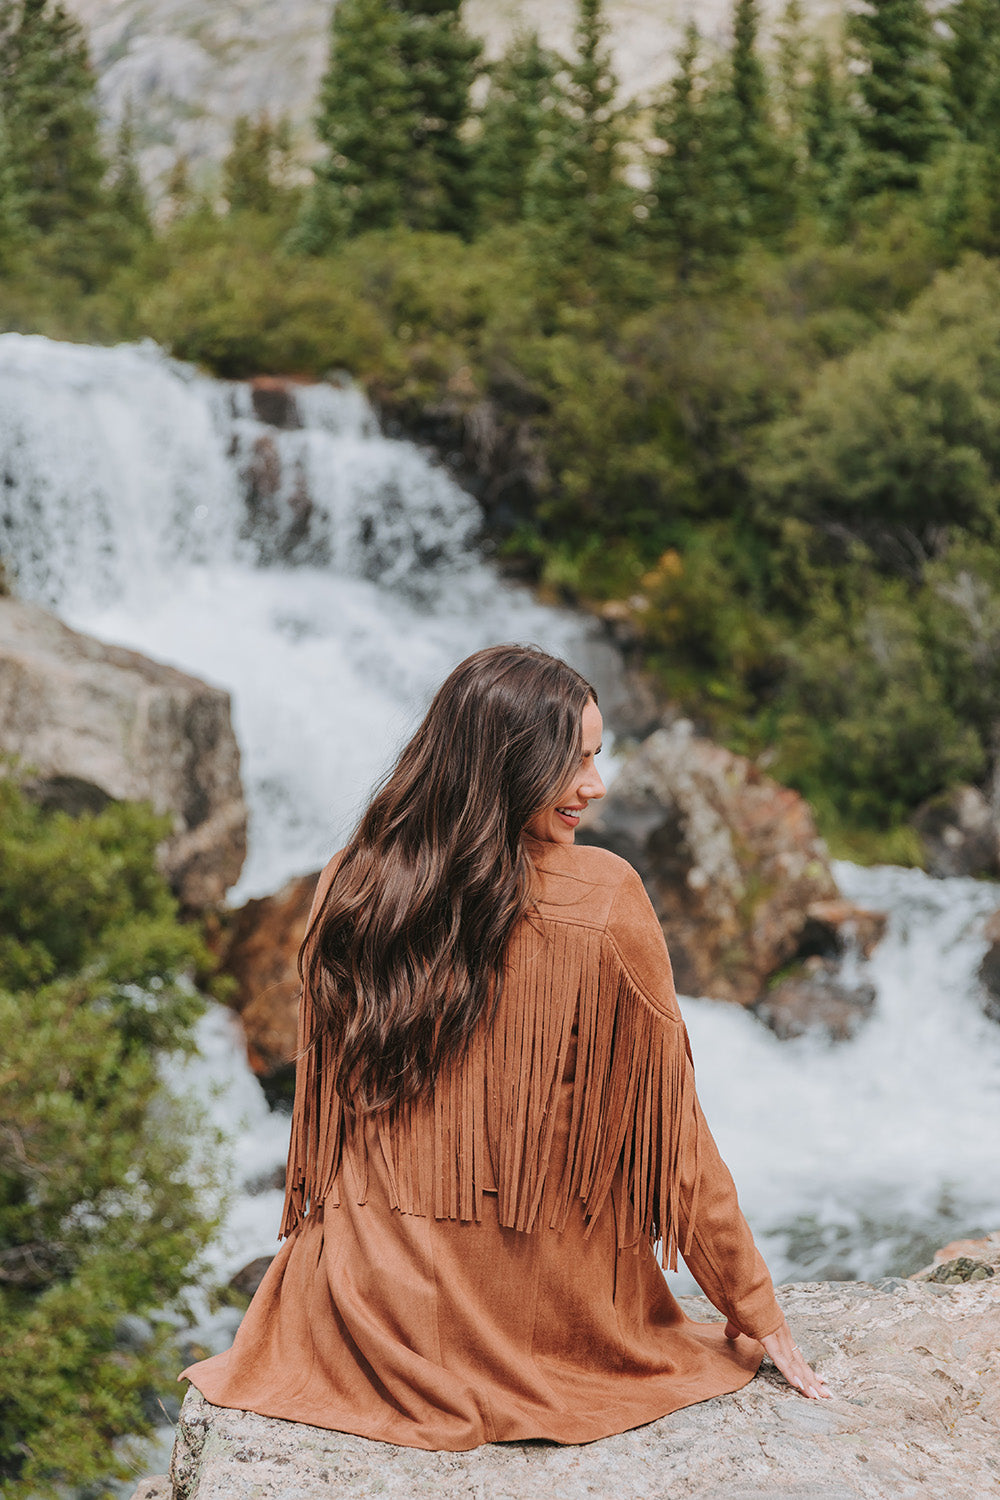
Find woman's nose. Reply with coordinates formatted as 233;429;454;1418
582;766;606;801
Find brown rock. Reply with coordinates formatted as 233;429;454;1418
579;722;838;1005
228;1255;276;1300
799;899;887;960
0;597;246;909
168;1278;1000;1500
221;870;319;1077
911;1229;1000;1281
752;959;877;1042
237;431;316;565
911;783;998;877
250;375;303;430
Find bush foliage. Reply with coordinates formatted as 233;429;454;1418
0;781;217;1496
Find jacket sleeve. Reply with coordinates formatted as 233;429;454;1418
606;863;784;1342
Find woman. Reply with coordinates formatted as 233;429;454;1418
183;644;828;1448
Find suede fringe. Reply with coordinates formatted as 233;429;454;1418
279;922;698;1268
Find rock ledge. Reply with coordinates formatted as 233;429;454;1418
146;1278;1000;1500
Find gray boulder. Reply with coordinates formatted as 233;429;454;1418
142;1277;1000;1500
0;596;246;908
912;783;998;878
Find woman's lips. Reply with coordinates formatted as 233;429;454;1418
556;806;584;826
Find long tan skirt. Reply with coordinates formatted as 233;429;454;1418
182;1119;763;1450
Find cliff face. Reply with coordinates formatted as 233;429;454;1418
134;1276;1000;1500
65;0;839;189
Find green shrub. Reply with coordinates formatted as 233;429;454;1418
759;586;987;826
753;256;1000;562
0;781;218;1496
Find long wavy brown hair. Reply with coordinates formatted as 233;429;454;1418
301;644;596;1114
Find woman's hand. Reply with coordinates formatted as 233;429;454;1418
725;1317;831;1399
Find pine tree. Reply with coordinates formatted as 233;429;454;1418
474;32;564;228
731;0;767;125
774;0;809;135
0;0;111;271
940;0;1000;144
525;0;633;250
0;100;27;265
298;0;480;246
724;0;795;239
397;0;482;234
163;153;195;222
847;0;945;196
107;99;150;237
802;42;855;216
646;24;737;274
222;112;294;215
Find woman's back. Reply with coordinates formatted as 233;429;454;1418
182;643;828;1441
184;839;781;1448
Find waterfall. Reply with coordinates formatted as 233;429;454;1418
0;332;616;898
2;332;999;1302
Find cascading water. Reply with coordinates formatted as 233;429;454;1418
2;331;999;1314
0;333;618;897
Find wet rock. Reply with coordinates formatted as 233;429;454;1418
911;783;998;877
0;597;246;908
221;869;319;1078
167;1278;1000;1500
579;721;838;1006
751;959;877;1043
250;376;303;431
228;1255;276;1301
979;909;1000;1024
797;899;887;961
911;1228;1000;1281
924;1256;995;1284
238;430;317;566
244;1164;286;1196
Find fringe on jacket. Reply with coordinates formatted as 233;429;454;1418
279;874;700;1271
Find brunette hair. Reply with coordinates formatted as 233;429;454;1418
301;643;596;1114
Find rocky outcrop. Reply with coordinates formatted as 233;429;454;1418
0;597;247;908
751;959;877;1043
142;1277;999;1500
912;783;999;877
796;898;888;960
579;721;841;1006
220;869;319;1078
912;1229;1000;1283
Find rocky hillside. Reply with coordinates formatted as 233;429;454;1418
66;0;839;189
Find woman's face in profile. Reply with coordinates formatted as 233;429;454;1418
525;698;605;845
